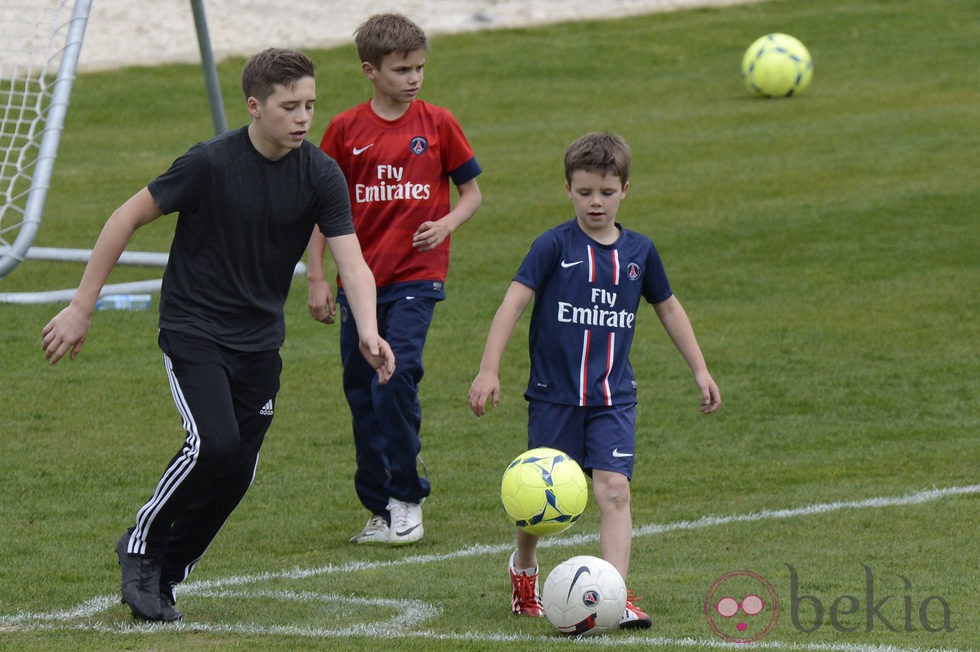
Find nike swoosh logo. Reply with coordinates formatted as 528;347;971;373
612;449;634;458
395;524;421;537
353;144;374;155
561;260;583;268
566;565;592;601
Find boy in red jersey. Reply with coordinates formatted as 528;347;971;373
308;13;482;545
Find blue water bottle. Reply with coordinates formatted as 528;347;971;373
96;294;152;311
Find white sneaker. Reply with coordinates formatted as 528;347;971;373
348;514;390;544
387;499;423;545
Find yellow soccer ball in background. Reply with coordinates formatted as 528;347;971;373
741;33;813;98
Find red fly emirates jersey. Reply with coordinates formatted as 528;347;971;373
320;100;482;296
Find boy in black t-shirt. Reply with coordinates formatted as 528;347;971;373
41;48;395;622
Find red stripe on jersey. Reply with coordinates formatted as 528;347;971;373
587;245;596;283
611;249;620;285
579;330;590;407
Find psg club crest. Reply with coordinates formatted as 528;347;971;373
410;136;428;155
627;262;641;281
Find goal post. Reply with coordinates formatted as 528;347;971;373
0;0;92;280
0;0;296;305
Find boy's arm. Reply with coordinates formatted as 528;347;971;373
306;228;336;324
41;187;162;364
653;295;721;413
326;233;395;384
412;178;482;252
468;281;534;417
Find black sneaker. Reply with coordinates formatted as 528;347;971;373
160;579;177;608
115;530;182;622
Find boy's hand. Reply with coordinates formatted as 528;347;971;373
307;277;336;324
360;336;396;384
41;303;93;364
412;220;450;252
468;371;501;417
696;371;721;414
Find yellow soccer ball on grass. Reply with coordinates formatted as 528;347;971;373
741;33;813;98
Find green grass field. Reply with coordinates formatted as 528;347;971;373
1;0;977;649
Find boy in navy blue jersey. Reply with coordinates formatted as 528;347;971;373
468;132;721;629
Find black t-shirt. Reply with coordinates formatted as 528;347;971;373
148;126;353;351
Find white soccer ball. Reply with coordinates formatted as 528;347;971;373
542;555;628;636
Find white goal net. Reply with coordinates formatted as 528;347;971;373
0;0;177;304
0;1;301;303
0;0;91;280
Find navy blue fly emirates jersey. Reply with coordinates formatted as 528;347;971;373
516;219;673;407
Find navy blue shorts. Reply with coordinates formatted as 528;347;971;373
526;401;637;479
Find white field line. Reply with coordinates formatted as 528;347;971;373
1;483;976;652
4;619;969;652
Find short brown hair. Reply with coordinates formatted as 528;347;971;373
241;48;316;101
564;132;631;185
354;13;429;68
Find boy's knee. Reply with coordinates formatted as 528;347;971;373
196;433;241;463
594;472;631;508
